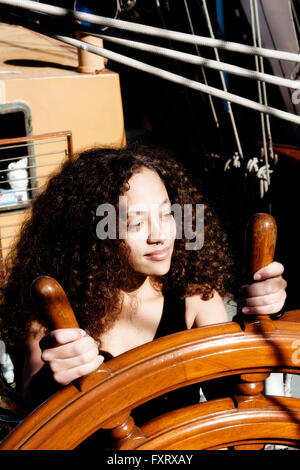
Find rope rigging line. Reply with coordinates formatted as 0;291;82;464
6;11;300;128
48;34;300;125
2;0;300;64
254;0;274;166
2;0;300;122
251;1;267;152
246;0;272;203
254;0;272;194
247;0;270;199
2;1;300;130
96;33;300;91
183;0;220;129
223;1;273;205
202;0;243;160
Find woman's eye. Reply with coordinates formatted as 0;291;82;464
128;221;144;231
162;212;172;219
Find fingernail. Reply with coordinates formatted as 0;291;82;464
254;273;262;281
80;329;86;336
242;307;251;314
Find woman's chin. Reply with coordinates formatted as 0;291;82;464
144;259;172;277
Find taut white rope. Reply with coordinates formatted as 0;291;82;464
2;0;300;63
183;0;220;129
250;0;269;193
98;34;300;91
44;32;300;126
249;0;273;203
254;0;274;168
4;6;300;127
202;0;243;160
250;4;267;130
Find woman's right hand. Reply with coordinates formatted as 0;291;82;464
39;328;104;386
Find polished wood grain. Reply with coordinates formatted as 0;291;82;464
1;316;300;449
31;276;79;330
138;396;300;450
236;213;277;449
244;213;277;281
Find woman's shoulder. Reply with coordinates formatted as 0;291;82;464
24;321;47;369
185;291;229;328
26;320;47;343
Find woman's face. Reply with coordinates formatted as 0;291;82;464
123;167;176;277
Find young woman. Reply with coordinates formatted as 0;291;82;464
0;144;286;410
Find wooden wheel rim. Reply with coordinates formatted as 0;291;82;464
1;319;300;449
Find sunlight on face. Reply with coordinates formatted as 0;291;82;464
123;167;176;277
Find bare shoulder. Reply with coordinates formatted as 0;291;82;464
22;321;47;403
185;291;229;329
25;320;47;348
23;321;47;397
24;321;47;371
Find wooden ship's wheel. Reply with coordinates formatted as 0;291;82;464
1;213;300;450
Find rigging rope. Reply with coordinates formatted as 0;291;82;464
253;0;273;188
254;1;274;163
241;0;272;204
183;0;220;129
1;0;300;128
251;0;268;161
202;0;243;159
97;34;300;91
11;18;300;126
2;0;300;63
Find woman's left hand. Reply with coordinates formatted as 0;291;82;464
237;261;287;315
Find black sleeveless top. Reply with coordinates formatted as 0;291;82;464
153;291;187;339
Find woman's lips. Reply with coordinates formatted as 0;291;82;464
145;247;170;261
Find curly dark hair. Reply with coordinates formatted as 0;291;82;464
0;143;236;355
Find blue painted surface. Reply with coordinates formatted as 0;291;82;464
216;0;225;36
215;0;229;111
74;0;116;30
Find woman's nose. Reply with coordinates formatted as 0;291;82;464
147;217;167;244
